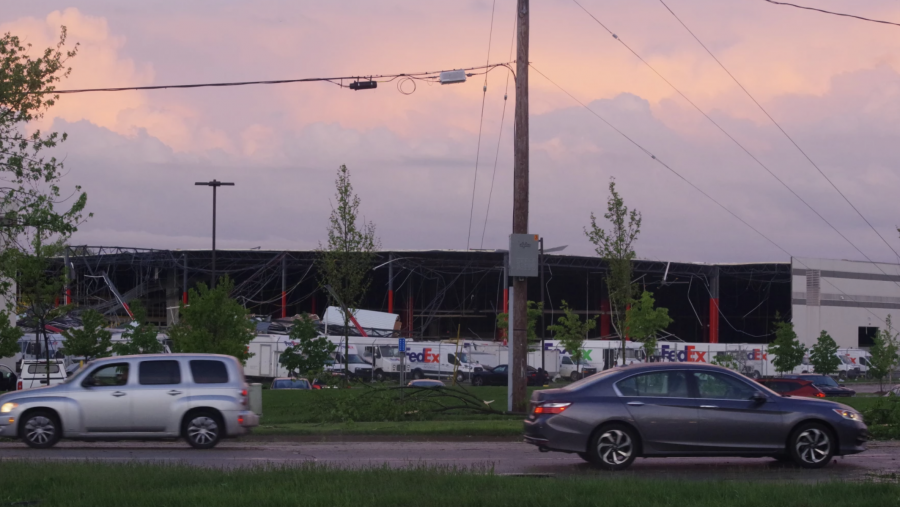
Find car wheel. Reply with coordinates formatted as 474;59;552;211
472;376;484;387
771;454;792;463
374;369;385;382
412;370;424;380
838;371;847;380
570;372;581;381
577;452;592;463
455;372;464;383
184;411;222;449
750;371;761;380
789;423;835;469
21;410;61;449
588;424;638;471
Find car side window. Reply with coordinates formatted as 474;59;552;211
693;371;756;400
616;371;689;398
84;363;130;387
139;360;182;385
493;365;507;374
190;360;229;384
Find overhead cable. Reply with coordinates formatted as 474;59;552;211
761;0;900;28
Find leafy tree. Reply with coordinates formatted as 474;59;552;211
809;330;840;376
279;314;336;378
169;276;255;363
112;301;163;355
60;309;111;360
0;28;87;377
870;316;899;391
769;316;806;374
318;165;380;376
585;177;642;364
547;300;596;374
497;301;543;343
625;291;673;357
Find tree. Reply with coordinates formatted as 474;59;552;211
112;301;163;355
625;291;673;357
870;315;899;391
769;316;806;374
279;314;336;378
60;309;111;360
809;330;840;377
585;177;641;365
317;165;379;376
497;301;543;343
0;28;87;379
547;300;596;375
169;276;255;364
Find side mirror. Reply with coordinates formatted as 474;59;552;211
751;391;768;403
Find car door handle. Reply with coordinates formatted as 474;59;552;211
112;391;127;397
627;401;645;406
167;390;182;396
700;405;718;409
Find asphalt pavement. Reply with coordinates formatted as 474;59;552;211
2;439;899;481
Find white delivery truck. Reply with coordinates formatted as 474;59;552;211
839;348;871;378
545;339;645;374
403;342;485;383
16;359;67;390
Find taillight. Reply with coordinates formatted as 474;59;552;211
239;388;248;406
534;402;571;415
238;415;245;425
17;381;22;391
816;392;825;398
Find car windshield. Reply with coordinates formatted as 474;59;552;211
860;357;870;366
561;368;619;391
378;346;403;358
839;356;852;364
346;354;371;365
813;376;839;387
273;379;310;389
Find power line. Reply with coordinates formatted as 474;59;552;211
466;0;498;251
480;7;519;249
571;0;900;291
660;0;900;265
37;62;516;95
760;0;900;28
529;63;890;326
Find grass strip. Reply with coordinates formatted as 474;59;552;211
0;461;897;507
252;419;522;436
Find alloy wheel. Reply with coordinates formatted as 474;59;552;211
795;428;831;465
24;416;55;446
597;429;633;466
188;416;219;446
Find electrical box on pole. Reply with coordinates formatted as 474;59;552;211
509;234;539;278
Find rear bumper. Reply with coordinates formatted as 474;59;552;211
223;410;260;437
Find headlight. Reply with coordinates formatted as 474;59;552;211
0;402;18;413
833;409;862;422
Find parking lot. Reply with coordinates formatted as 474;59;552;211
2;439;898;482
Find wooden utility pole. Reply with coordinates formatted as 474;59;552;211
512;0;530;412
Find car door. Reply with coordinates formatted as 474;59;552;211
691;370;785;453
490;365;508;385
131;359;186;433
616;370;702;453
70;362;134;433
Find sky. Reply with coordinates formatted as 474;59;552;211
3;0;900;263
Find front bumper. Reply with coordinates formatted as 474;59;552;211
835;420;870;455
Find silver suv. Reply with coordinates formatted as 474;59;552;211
0;353;259;449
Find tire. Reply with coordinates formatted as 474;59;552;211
374;369;385;382
577;452;592;463
455;372;464;383
570;372;581;382
771;454;792;463
750;370;761;380
412;370;425;380
20;410;61;449
588;424;638;471
472;376;484;387
183;411;223;449
789;422;835;469
838;371;847;380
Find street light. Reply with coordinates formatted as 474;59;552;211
195;180;234;289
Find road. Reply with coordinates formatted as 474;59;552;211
2;439;899;481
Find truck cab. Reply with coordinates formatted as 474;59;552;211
17;359;67;390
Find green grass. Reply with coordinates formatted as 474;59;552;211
0;462;896;507
253;419;522;436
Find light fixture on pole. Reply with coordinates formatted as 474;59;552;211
195;179;234;289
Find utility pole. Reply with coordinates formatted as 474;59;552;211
194;180;234;289
511;0;530;413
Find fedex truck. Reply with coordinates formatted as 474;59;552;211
544;339;645;376
404;342;561;382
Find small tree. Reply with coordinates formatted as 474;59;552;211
169;276;255;364
585;177;641;364
60;309;111;360
547;300;596;375
317;165;380;376
112;301;163;355
625;291;673;358
497;301;543;343
769;316;806;374
279;314;336;378
809;330;841;377
870;316;899;391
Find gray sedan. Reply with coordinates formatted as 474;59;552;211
523;363;869;470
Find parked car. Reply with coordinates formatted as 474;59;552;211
17;359;67;390
270;378;311;390
524;363;869;470
781;374;855;397
755;378;825;398
471;365;549;386
408;379;444;388
0;353;259;449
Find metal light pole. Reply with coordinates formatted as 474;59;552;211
195;180;234;289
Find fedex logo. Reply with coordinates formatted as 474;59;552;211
748;349;767;361
659;345;706;363
407;347;440;363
